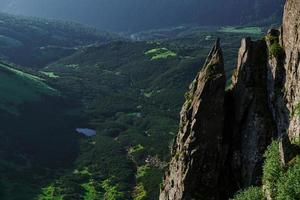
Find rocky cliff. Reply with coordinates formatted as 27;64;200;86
160;0;300;199
282;0;300;141
159;39;226;200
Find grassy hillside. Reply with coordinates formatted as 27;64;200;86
0;61;81;199
0;61;58;113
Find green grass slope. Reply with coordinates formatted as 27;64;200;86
0;61;58;113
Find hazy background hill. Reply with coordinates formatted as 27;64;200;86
0;0;284;32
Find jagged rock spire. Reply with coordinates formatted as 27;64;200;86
160;39;226;200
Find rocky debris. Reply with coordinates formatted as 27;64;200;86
145;155;168;169
160;39;226;200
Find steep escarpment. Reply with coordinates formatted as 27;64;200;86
160;39;226;200
161;37;277;200
282;0;300;141
161;0;300;199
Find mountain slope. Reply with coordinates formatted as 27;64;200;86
0;61;57;113
0;61;80;199
0;12;114;68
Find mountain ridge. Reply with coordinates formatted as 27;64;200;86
0;0;284;32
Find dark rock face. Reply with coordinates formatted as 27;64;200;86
160;39;226;200
230;38;276;187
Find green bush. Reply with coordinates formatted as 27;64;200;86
232;187;264;200
269;43;284;58
262;140;283;198
293;102;300;117
132;183;147;200
276;156;300;200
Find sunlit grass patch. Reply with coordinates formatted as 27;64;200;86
73;167;92;176
36;185;63;200
145;48;177;60
132;183;147;200
102;179;126;200
137;165;150;179
82;181;103;200
40;71;60;78
129;144;145;154
219;26;262;34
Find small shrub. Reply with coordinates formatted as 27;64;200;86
269;43;284;58
132;183;147;200
102;179;126;200
262;140;283;197
232;186;264;200
265;35;279;44
294;102;300;117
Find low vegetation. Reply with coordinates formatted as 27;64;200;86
232;140;300;200
232;187;263;200
269;43;284;58
262;140;283;198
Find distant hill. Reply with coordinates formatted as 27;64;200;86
0;0;285;32
0;12;115;68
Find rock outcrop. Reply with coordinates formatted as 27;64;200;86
160;39;226;200
161;0;300;199
230;38;276;187
282;0;300;141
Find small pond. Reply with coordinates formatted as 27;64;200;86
76;128;96;137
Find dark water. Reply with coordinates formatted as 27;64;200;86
76;128;96;137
